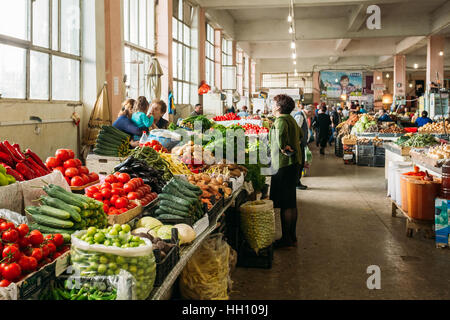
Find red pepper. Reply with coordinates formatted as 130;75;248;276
25;149;50;174
0;152;13;167
26;158;46;177
3;141;25;162
1;165;24;181
15;161;36;180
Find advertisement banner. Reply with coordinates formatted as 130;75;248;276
320;71;363;98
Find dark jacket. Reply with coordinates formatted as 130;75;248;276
156;118;169;129
316;113;332;139
113;116;143;137
331;110;340;127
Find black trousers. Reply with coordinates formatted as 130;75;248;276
298;144;306;185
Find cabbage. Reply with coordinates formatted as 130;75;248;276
136;217;163;230
156;225;173;240
173;224;196;245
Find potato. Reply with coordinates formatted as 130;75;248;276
224;187;232;195
230;169;241;177
216;176;224;184
211;178;218;185
202;174;211;183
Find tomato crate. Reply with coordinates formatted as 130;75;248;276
237;240;273;269
153;228;180;287
86;154;124;176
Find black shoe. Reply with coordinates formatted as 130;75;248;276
296;184;308;190
274;239;295;249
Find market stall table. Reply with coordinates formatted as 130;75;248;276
383;142;412;181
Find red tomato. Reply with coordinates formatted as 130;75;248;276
93;193;103;201
143;185;152;193
111;188;125;197
123;183;134;194
0;279;11;287
63;159;78;169
103;203;110;213
89;172;99;182
79;166;89;175
28;256;38;271
70;176;84;187
115;197;129;209
137;178;144;187
31;248;43;261
111;182;124;189
2;229;19;243
87;186;99;194
28;230;44;246
41;245;50;258
18;256;32;272
113;172;122;178
140;199;148;206
101;188;112;199
65;167;79;178
2;263;21;281
67;149;75;160
136;189;144;199
103;199;110;206
2;245;22;263
129;202;138;209
81;174;90;185
45;157;61;169
127;192;139;200
0;222;15;232
110;195;119;205
119;208;128;214
55;149;70;162
117;173;130;183
46;242;56;255
105;175;117;184
64;176;71;185
73;158;82;167
100;182;112;190
52;252;62;260
52;167;65;175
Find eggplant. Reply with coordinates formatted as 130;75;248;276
114;157;134;172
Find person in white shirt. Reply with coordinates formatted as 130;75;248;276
342;106;350;118
237;106;249;118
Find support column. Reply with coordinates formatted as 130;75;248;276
104;0;124;121
394;55;406;99
156;0;173;116
214;29;223;91
426;35;445;91
198;8;206;86
313;72;320;105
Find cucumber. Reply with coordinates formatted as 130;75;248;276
96;137;123;147
173;177;202;194
25;206;41;216
162;184;197;203
155;212;187;220
158;205;191;218
39;196;82;222
93;148;119;157
29;214;74;229
159;200;191;213
44;185;89;209
98;132;125;145
168;179;199;198
38;205;71;220
30;223;75;235
102;126;130;140
158;193;191;207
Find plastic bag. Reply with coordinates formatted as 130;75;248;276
305;146;312;164
0;182;23;213
70;231;156;300
240;200;275;253
0;209;28;226
179;234;230;300
21;171;70;209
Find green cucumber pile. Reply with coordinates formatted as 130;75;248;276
155;177;204;223
26;184;108;238
94;126;131;157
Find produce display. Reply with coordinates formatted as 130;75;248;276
0;219;69;286
157;152;191;175
26;184;108;236
240;123;269;135
0;164;16;186
128;147;173;181
180;115;213;132
205;163;247;179
418;121;450;134
213;113;241;122
357;137;384;146
40;279;118;300
114;157;168;194
186;174;229;209
94;126;131;157
395;134;438;148
341;134;357;145
85;173;157;216
426;144;450;160
139;140;168;153
172;141;215;173
71;224;156;300
46;149;99;188
378;124;404;134
135;216;196;245
132;227;177;258
0;140;50;181
155;177;204;223
351;115;378;134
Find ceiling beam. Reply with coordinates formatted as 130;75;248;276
431;1;450;34
395;36;427;55
348;4;368;32
335;39;352;53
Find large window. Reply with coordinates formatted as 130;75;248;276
222;38;232;66
236;50;243;95
173;0;194;105
222;38;235;90
0;0;81;101
205;23;215;88
243;55;250;97
262;72;313;93
123;0;155;99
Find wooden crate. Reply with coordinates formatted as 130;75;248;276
107;205;143;225
391;200;434;238
86;154;124;176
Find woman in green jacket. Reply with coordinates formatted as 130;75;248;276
269;94;304;248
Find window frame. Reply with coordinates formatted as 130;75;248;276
123;44;155;99
0;0;82;103
123;0;156;53
261;72;313;92
205;22;215;88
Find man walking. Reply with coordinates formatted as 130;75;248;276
293;104;313;190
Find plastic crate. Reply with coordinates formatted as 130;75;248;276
375;146;386;156
357;155;373;166
335;137;343;157
153;228;180;287
374;155;385;167
237;240;273;269
357;144;375;157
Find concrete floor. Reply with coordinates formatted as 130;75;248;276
230;146;450;300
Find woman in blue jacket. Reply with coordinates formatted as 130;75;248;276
112;99;142;148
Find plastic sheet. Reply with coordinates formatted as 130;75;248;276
70;231;156;300
239;200;275;253
179;234;230;300
0;209;28;226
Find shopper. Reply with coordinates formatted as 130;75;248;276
293;104;313;190
313;102;326;146
313;104;332;155
237;106;250;118
150;100;169;129
359;104;367;114
269;94;303;248
190;104;203;116
415;111;433;127
112;99;141;148
131;96;156;141
377;109;392;122
329;106;341;145
342;106;350;119
226;105;236;113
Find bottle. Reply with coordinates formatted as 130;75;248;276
140;131;148;146
441;159;450;199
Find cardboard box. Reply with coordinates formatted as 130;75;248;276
434;198;450;247
86;154;124;176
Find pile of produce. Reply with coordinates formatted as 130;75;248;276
205;163;247;179
180;116;213;132
240;123;269;135
397;134;438;148
46;149;99;187
172;141;215;173
114;157;168;194
419;121;450;134
85;173;157;216
187;174;231;208
394;134;412;146
40;279;118;300
139;140;168;153
0;164;16;186
378;124;404;134
128;147;173;181
213;113;241;122
426;144;450;160
0;140;50;181
155;178;204;223
94;126;130;157
132;227;177;258
357;137;384;147
0;220;69;286
26;184;108;236
135;217;196;245
157;152;191;175
71;224;156;299
341;134;357;145
351;115;378;134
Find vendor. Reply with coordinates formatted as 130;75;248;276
112;99;141;147
150;100;169;129
415;111;433;127
237;106;250;118
377;109;392;122
190;104;203;116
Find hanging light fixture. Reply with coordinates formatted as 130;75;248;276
386;73;390;78
288;15;292;22
291;41;296;49
292;52;297;59
413;63;418;69
293;60;297;65
439;51;444;56
289;26;293;34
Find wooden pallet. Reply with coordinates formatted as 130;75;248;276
391;200;435;238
